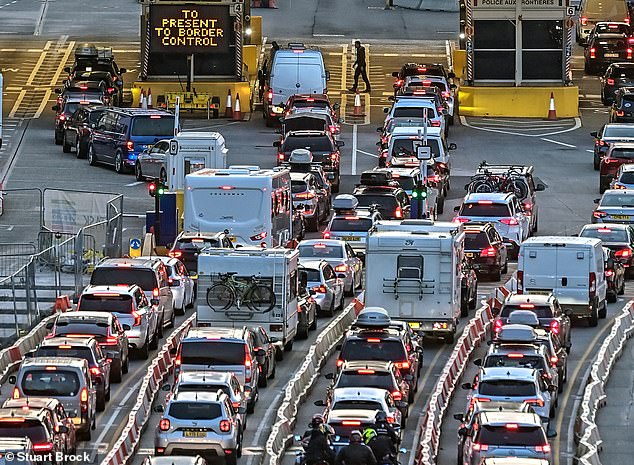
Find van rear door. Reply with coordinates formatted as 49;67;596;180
272;58;325;106
523;244;559;295
556;245;591;305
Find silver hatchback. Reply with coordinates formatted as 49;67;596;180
154;391;243;464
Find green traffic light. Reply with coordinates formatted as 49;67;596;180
412;191;419;198
157;187;166;195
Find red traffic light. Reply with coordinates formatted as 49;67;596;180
148;182;157;197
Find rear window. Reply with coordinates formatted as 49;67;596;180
391;139;441;158
478;380;537;397
610;148;634;158
0;421;48;443
337;371;395;390
180;341;245;366
168;402;222;420
35;346;96;364
298;244;343;259
356;195;398;211
604;125;634;138
476;425;546;447
461;203;511;217
580;227;629;242
600;193;634;206
301;268;322;282
597;38;627;50
341;339;407;362
177;384;231;397
483;355;546;370
90;268;157;291
596;24;630;34
464;231;491;249
500;305;554;318
21;370;81;396
176;238;221;250
392;176;415;191
291;181;308;193
282;136;334;153
332;400;383;411
392;106;437;119
619;172;634;184
130;115;175;137
330;218;373;232
79;294;134;313
54;321;108;337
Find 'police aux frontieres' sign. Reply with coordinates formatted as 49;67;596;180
473;0;563;8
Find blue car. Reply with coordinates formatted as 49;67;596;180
88;108;176;173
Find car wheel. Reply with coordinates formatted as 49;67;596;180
105;384;111;401
135;163;144;181
138;336;150;360
149;328;159;350
247;398;256;414
96;394;106;412
310;311;317;330
169;309;176;328
226;451;238;465
284;339;294;352
599;299;607;318
158;317;164;338
275;346;284;361
345;275;355;297
492;267;502;282
62;133;72;153
460;296;468;317
270;360;276;379
115;151;125;174
258;364;269;387
111;362;122;383
55;130;63;145
307;211;320;232
76;138;85;159
588;302;599;327
608;289;617;303
618;278;625;295
88;145;97;166
594;155;600;171
122;355;129;374
469;284;478;310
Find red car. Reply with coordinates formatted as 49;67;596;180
599;142;634;192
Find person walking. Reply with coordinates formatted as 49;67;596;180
349;40;371;93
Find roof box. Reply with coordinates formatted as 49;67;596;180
360;170;393;186
507;310;540;327
333;194;359;212
495;324;537;343
289;148;313;164
354;307;391;328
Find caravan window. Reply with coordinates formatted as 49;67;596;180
397;255;423;280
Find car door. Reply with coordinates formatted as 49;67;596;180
136;288;157;337
158;264;174;324
67;109;83;145
345;243;361;274
323;263;341;299
148;141;167;178
90;112;111;159
491;229;507;263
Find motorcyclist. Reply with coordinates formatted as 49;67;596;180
303;414;326;442
304;424;336;465
374;412;400;446
334;430;377;465
363;426;396;465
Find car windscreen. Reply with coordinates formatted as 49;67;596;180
35;346;96;364
337;371;394;390
340;339;407;362
54;321;108;337
177;384;231;397
609;148;634;158
301;268;322;282
298;244;343;258
483;355;546;370
330;218;374;232
0;421;48;443
332;400;383;410
476;425;546;446
391;139;441;159
90;268;157;291
604;125;634;138
130;116;175;137
581;227;629;241
79;294;134;313
460;203;512;217
180;342;245;366
355;195;398;211
595;24;630;34
21;370;81;396
168;402;222;420
500;305;554;318
596;38;627;50
464;231;491;249
282;136;334;153
291;181;308;193
478;380;537;397
175;238;221;249
600;193;634;207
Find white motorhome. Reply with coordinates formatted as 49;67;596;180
364;226;464;343
196;247;299;350
0;72;3;150
518;236;608;327
183;166;292;247
166;132;227;191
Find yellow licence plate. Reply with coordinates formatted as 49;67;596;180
527;290;552;296
465;253;474;258
343;236;361;242
71;417;82;425
229;237;237;242
184;431;207;438
408;322;420;329
605;53;620;57
612;215;630;220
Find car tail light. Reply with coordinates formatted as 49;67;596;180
126;140;134;151
472;397;490;402
472;443;489;451
523;202;533;212
430;120;441;127
342;420;361;426
153;288;160;298
507;353;524;358
500;218;519;226
550;355;559;366
175;355;181;366
617;110;625;116
220;419;231;432
629;37;634;45
606;78;616;86
442;91;451;98
525;398;545;407
550;320;560;334
386;416;395;424
33;443;54;452
12;388;19;399
505;423;518;429
391;390;402;401
616;248;632;258
250;231;268;241
581;16;588;25
330;153;338;161
322;231;331;239
454;217;470;223
494;319;503;333
168;250;182;258
244;347;253;383
536;444;552;453
367;338;381;343
336;359;344;367
232;401;241;409
81;387;88;402
159;419;170;431
329;125;337;133
90;367;101;375
606;269;615;277
590;47;596;59
312;285;327;293
590;272;596;299
335;264;348;272
593;211;607;219
58;114;66;121
626;17;631;24
107;87;115;93
394;79;404;86
480;247;497;257
132;310;142;326
278;153;285;161
603;157;617;164
395;361;410;370
517;270;523;294
295;192;315;200
394;207;403;219
267;90;273;102
599;140;606;146
104;336;118;345
519;303;535;309
628;48;633;59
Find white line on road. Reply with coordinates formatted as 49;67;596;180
352;124;358;175
460;115;582;138
586;149;594;153
8;90;27;118
540;138;576;148
34;88;52;118
34;0;50;36
357;149;378;158
125;181;144;187
49;41;75;87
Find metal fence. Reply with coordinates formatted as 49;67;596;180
0;243;37;278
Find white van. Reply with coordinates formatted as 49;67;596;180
577;0;630;43
166;132;227;191
518;236;607;327
262;43;329;126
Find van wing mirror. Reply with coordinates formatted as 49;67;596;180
8;376;16;385
392;71;400;77
461;382;472;390
325;373;335;380
536;183;546;191
453;206;461;212
169;347;177;356
473;358;482;366
314;400;326;407
273;141;281;148
453;413;463;421
590;131;598;138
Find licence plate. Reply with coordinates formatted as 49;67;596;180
184;431;207;438
465;252;474;258
343;236;361;242
229;236;237;242
605;53;620;57
408;322;420;329
527;289;552;295
612;215;630;220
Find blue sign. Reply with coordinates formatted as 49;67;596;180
130;238;141;250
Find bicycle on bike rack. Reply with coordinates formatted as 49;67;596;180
468;167;529;200
206;272;276;312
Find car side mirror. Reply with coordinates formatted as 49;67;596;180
63;67;70;73
69;412;77;418
257;349;266;357
52;105;60;112
333;103;340;110
335;344;342;351
161;384;171;392
536;183;546;191
473;358;482;366
453;413;463;421
120;68;127;73
238;406;247;414
46;322;54;330
273;141;281;148
458;427;468;436
325;70;331;81
151;298;160;306
594;199;601;204
442;109;449;116
450;84;457;90
325;373;335;380
448;72;456;79
383;108;390;113
57;425;69;434
169;347;177;356
336;141;345;148
309;290;316;296
590;131;598;138
549;384;558;393
449;143;457;150
404;374;414;381
122;324;131;331
453;206;461;212
388;96;395;102
270;336;279;343
8;376;16;385
274;128;282;134
153;405;165;413
376;127;383;132
392;71;400;77
314;400;326;407
461;382;472;390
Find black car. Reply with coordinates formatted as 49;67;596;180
391;62;454;95
169;231;234;277
604;247;626;301
463;222;508;280
601;63;634;105
64;44;126;103
579;223;634;272
352;185;410;220
53;97;103;146
460;259;478;317
610;87;634;122
296;270;317;339
67;70;121;106
591;123;634;170
62;105;106;157
585;33;633;74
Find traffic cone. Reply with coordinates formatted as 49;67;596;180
139;89;145;108
353;89;364;116
547;92;557;120
233;93;242;121
225;89;233;118
147;88;153;109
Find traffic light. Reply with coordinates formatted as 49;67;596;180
148;180;166;197
148;182;157;197
412;184;427;199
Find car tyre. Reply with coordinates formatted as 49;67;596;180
284;339;294;352
115;151;125;174
111;362;122;383
259;364;269;387
469;284;478;310
226;452;238;465
310;311;317;330
55;130;63;145
275;346;284;361
76;138;86;159
599;299;607;318
344;274;355;297
270;361;276;379
588;302;599;327
138;336;150;360
618;278;625;295
169;309;175;328
135;163;145;181
105;385;111;401
158;317;164;338
96;395;106;412
307;210;320;232
62;133;72;153
122;355;129;374
149;328;159;350
88;145;97;166
608;289;617;303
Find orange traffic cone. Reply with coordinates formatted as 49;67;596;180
147;88;153;109
353;89;364;116
139;89;146;108
233;93;242;121
547;92;557;120
225;89;233;118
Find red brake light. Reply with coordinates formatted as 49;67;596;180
159;419;170;431
126;141;134;151
105;336;118;345
335;264;348;272
219;185;234;190
455;217;470;223
550;320;560;334
342;421;361;426
593;211;607;219
430;120;441;127
395;361;410;370
581;16;588;25
367;338;381;343
536;444;552;453
322;231;331;239
250;231;268;241
525;398;545;407
153;288;160;297
617;111;625;117
391;390;402;401
312;285;327;293
606;269;615;277
220;420;231;432
395;206;403;219
244;346;253;383
590;47;596;59
626;17;631;24
278;153;285;161
590;272;597;298
79;85;88;90
500;218;519;226
295;192;315;200
175;355;181;366
519;303;535;309
336;359;344;367
505;423;518;429
267;90;273;101
90;367;101;375
478;200;493;205
507;353;524;358
628;48;633;59
550;356;559;366
232;401;241;409
330;153;337;161
494;319;503;333
607;78;616;86
386;416;395;424
480;247;497;257
58;114;66;121
80;387;88;403
615;248;632;258
33;443;54;452
472;444;489;451
518;270;524;294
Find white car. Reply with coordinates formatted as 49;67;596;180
142;256;194;315
454;192;530;258
402;75;456;125
383;97;446;136
298;259;345;317
322;387;403;432
297;239;363;296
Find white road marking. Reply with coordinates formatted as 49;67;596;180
8;90;27;118
125;181;144;187
540;138;576;148
357;149;378;158
352;124;358;175
460;115;582;138
586;149;594;153
313;34;344;37
33;88;52;118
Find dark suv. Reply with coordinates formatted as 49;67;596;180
609;87;634;123
599;142;634;192
601;62;634;105
353;171;410;220
53;96;103;146
463;222;508;280
169;231;235;278
62;105;106;158
391;62;454;95
585;33;632;74
591;123;634;170
88;108;176;173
